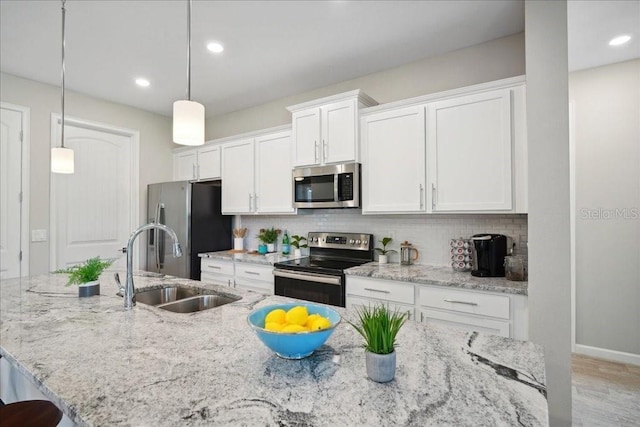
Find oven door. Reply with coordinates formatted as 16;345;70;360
273;269;345;307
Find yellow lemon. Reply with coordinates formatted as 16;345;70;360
305;313;321;327
310;317;332;331
281;324;308;333
265;309;287;325
264;322;285;332
285;306;308;326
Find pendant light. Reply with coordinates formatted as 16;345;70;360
51;0;74;174
173;0;205;146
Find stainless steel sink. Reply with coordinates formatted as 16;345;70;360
135;287;201;306
156;295;239;313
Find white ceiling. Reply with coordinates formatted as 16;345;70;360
0;1;638;119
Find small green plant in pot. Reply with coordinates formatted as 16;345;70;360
55;257;113;297
349;304;408;383
257;228;279;253
290;235;308;258
375;237;397;264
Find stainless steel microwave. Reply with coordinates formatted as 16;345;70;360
293;163;360;208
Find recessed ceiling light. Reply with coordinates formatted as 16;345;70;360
207;42;224;53
609;35;631;46
135;78;150;87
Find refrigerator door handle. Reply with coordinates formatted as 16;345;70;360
153;202;161;271
158;203;166;269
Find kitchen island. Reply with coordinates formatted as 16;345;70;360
0;273;547;426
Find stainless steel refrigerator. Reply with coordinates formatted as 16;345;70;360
146;180;232;280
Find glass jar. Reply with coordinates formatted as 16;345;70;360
504;256;526;281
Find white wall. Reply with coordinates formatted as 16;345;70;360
205;33;525;140
0;72;174;274
570;59;640;358
525;1;572;425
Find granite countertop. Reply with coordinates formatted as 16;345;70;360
0;272;547;426
199;250;302;265
345;262;529;295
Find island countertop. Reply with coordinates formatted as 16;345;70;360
0;273;547;426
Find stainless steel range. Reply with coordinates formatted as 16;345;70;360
273;232;373;307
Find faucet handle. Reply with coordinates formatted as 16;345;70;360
119;247;127;253
113;273;124;296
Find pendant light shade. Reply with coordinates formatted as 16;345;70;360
173;100;204;146
52;0;74;173
51;147;74;174
173;0;205;146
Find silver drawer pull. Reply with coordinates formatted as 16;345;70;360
244;271;260;276
364;287;390;294
444;299;478;306
207;265;222;270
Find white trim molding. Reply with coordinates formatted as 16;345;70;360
575;344;640;367
1;102;31;277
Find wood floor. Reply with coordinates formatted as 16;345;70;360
572;354;640;426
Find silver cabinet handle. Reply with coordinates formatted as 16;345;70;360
420;312;424;322
419;184;424;209
206;265;222;270
323;139;327;162
431;183;436;210
244;271;260;276
444;299;478;306
249;193;253;211
314;140;319;163
253;193;258;211
364;287;390;294
197;164;200;179
192;164;196;180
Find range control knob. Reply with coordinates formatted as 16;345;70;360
349;239;355;244
363;240;368;245
356;239;361;244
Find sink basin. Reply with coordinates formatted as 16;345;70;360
135;287;201;306
157;295;239;313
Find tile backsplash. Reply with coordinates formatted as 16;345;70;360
236;210;527;267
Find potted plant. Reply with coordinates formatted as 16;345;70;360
56;257;113;297
349;304;408;383
257;228;279;253
375;237;397;264
290;235;308;258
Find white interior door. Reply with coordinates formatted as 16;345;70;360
51;118;136;269
0;108;23;279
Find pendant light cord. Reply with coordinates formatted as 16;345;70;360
186;0;192;101
61;0;66;148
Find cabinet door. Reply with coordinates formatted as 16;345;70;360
321;99;357;164
427;89;512;211
361;106;427;213
255;131;295;214
197;145;221;180
221;139;255;214
418;308;510;338
173;150;197;181
347;295;415;322
292;108;321;167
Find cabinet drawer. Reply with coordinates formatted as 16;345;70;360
347;295;415;322
419;286;509;320
419;308;510;338
347;277;414;305
200;272;233;287
235;277;273;294
200;259;234;276
235;264;274;282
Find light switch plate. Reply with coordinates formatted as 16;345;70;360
31;229;47;242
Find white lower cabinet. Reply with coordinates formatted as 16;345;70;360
346;276;528;340
199;259;274;295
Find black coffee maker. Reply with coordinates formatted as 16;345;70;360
470;234;513;277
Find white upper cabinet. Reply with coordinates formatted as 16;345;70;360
427;89;513;212
172;145;221;181
221;128;294;215
255;130;295;214
361;105;427;213
288;90;377;168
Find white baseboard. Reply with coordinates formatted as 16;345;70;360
575;344;640;366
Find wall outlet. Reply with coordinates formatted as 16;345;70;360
31;229;47;242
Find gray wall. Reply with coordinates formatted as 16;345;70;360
525;1;572;425
205;33;525;140
571;59;640;355
0;72;175;274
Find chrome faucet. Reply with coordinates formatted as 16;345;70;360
121;223;182;310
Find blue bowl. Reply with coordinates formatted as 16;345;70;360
247;303;341;359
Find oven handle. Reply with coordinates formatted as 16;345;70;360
273;269;342;286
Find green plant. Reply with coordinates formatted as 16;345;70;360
349;304;407;355
290;235;308;249
55;257;113;286
374;237;397;255
257;227;279;244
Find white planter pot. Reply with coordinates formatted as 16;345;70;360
267;243;276;253
293;248;302;258
378;254;388;264
78;280;100;298
365;350;396;383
